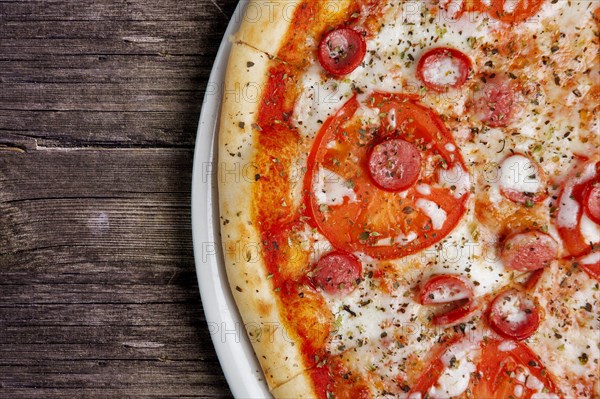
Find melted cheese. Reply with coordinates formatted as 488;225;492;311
422;56;462;86
438;164;471;198
297;225;333;265
498;340;517;352
580;214;600;245
416;198;448;230
312;167;357;206
496;293;530;324
293;65;354;139
499;154;542;194
528;262;600;398
580;251;600;265
422;219;510;298
428;339;479;398
557;186;579;229
416;184;432;196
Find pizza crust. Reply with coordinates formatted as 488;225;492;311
233;0;301;58
270;371;318;399
234;0;355;67
218;41;310;390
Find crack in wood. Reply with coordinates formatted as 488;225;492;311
121;341;165;348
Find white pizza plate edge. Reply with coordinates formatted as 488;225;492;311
191;1;273;397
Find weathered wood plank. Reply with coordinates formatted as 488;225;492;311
0;392;229;399
0;246;198;282
0;110;201;147
0;55;213;84
0;83;205;112
0;147;232;396
0;324;207;345
1;197;193;254
0;149;194;201
0;53;215;145
0;360;229;396
0;0;240;396
0;0;237;23
0;248;197;285
1;302;201;327
0;283;198;304
0;21;225;55
0;0;235;145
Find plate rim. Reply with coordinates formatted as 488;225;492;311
191;1;273;397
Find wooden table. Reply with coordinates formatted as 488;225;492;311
1;0;238;396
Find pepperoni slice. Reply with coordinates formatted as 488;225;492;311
304;93;469;260
368;139;422;191
318;27;366;77
501;231;558;271
499;154;547;205
488;289;540;340
472;78;516;127
416;47;472;92
583;180;600;225
419;274;477;326
419;274;473;304
312;251;362;295
556;159;599;256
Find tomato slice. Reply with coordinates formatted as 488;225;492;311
409;337;561;399
523;268;545;290
406;335;465;397
556;160;600;257
304;92;469;260
446;0;545;24
575;250;600;281
416;47;472;92
419;274;477;326
583;179;600;225
488;289;540;341
473;339;562;399
311;251;362;296
318;27;366;77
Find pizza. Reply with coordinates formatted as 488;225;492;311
216;0;600;398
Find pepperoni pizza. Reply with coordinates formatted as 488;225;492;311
217;0;600;398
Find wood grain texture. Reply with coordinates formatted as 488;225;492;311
0;0;240;397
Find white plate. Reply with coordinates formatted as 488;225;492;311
191;1;272;398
